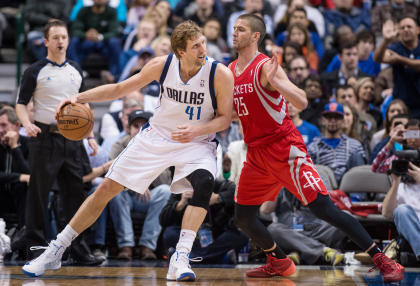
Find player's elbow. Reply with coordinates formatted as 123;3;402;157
294;91;308;110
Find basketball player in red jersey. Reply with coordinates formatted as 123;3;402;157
230;14;404;283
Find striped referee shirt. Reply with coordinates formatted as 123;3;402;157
307;134;366;183
17;58;84;125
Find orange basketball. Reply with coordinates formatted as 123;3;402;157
56;103;94;141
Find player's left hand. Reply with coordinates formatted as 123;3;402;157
55;95;79;120
171;125;200;143
88;137;98;156
266;56;279;84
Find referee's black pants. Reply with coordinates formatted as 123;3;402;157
25;122;89;256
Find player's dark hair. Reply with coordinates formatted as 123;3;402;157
44;19;68;39
238;13;266;46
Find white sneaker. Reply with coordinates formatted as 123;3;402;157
22;241;65;277
166;251;197;281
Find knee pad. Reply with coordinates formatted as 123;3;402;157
187;169;214;210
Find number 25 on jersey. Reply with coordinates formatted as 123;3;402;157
234;97;249;116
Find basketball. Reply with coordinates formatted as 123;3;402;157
56;103;94;141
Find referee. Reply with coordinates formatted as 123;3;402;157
16;19;101;264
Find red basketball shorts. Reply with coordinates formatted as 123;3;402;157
235;130;328;206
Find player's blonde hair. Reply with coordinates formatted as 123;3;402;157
171;21;203;59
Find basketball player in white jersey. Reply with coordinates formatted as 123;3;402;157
22;21;234;282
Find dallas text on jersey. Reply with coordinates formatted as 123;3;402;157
166;87;204;105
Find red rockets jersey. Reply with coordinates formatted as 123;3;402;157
229;53;295;147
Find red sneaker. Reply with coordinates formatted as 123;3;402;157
370;253;405;282
246;255;296;278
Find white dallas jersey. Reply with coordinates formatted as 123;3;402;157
150;54;218;142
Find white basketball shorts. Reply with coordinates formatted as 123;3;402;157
106;125;217;194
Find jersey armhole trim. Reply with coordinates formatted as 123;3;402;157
209;61;218;113
159;53;173;87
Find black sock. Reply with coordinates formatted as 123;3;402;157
367;245;382;257
264;245;287;259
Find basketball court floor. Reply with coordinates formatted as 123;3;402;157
1;260;419;285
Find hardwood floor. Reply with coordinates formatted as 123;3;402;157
2;264;420;285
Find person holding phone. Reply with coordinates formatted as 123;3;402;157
382;119;420;264
372;114;410;173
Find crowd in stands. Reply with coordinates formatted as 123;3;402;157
0;0;420;266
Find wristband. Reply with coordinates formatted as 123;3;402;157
88;137;95;140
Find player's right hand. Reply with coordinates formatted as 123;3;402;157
55;95;78;120
23;123;41;137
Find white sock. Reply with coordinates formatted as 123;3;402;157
56;225;78;248
176;229;196;253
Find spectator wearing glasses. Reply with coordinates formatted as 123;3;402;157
307;103;367;184
288;56;310;88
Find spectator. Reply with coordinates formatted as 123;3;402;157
373;18;420;118
280;41;303;69
287;100;320;145
68;0;122;83
371;0;418;37
123;19;157;53
288;55;310;87
160;179;249;263
326;29;381;77
336;83;377;147
354;77;382;128
0;108;30;229
382;120;420;264
70;0;127;24
188;0;222;28
375;67;393;108
202;18;228;62
143;5;169;36
265;190;346;266
275;8;324;59
273;0;325;37
371;115;410;173
342;102;371;157
321;41;368;97
121;19;157;73
226;0;273;48
100;97;143;147
24;0;72;61
119;46;155;82
107;109;171;260
285;23;318;71
319;25;355;73
155;0;183;32
224;126;246;184
307;102;366;184
323;0;370;36
126;0;155;32
299;74;329;129
342;102;360;140
216;121;242;154
370;99;409;152
15;20;101;264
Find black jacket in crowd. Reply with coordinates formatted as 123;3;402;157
159;179;237;238
0;135;30;188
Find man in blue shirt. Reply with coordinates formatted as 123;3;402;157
287;100;320;146
374;17;420;118
307;103;366;184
